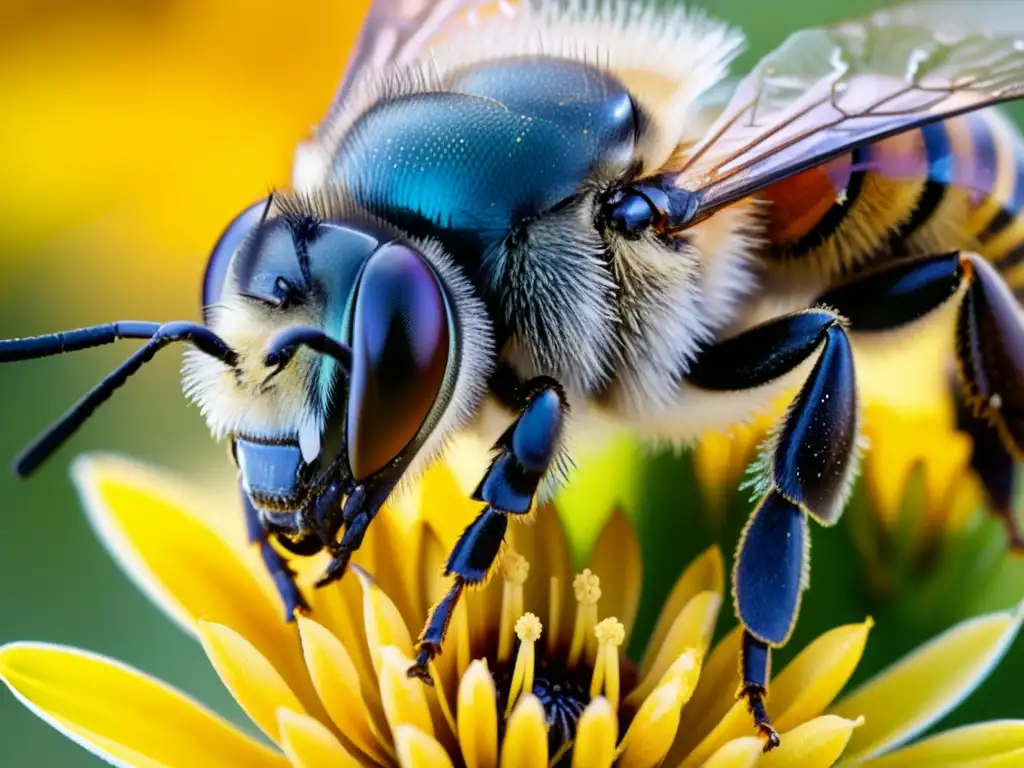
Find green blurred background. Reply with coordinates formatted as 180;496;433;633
1;1;1023;765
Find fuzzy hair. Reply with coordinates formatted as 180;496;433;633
289;0;768;487
182;294;326;444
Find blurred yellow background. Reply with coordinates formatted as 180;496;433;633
1;1;1021;765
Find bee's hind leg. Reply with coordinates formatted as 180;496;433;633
816;251;1024;551
408;377;568;683
686;309;859;750
956;395;1024;551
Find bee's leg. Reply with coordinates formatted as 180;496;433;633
314;477;397;588
741;630;780;750
408;378;567;683
240;485;309;620
816;251;1024;550
956;397;1024;550
687;309;858;750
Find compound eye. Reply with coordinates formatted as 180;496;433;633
203;198;269;320
347;243;451;481
603;187;656;238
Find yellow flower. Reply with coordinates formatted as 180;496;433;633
1;454;1022;767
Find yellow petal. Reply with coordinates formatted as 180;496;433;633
304;577;379;704
72;456;329;719
416;449;487;550
420;524;452;624
642;546;725;676
198;621;308;745
572;697;618;768
379;646;434;738
831;602;1024;762
679;620;871;767
978;748;1024;767
499;694;548;768
697;737;765;768
618;677;688;768
770;619;873;732
295;616;392;764
859;720;1024;768
73;457;297;636
277;709;361;768
457;660;498;768
627;591;721;707
760;715;863;768
587;507;643;642
394;725;455;768
669;625;743;761
364;503;423;629
358;566;415;674
0;642;286;767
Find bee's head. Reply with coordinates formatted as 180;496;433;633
187;193;493;513
0;192;490;503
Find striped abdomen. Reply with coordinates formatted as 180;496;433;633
762;108;1024;288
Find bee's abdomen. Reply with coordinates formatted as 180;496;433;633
762;109;1024;281
954;111;1024;292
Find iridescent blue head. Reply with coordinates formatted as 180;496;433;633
186;193;492;525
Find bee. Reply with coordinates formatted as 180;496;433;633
4;0;1024;749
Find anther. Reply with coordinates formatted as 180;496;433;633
590;618;625;710
506;612;543;717
567;569;602;669
499;551;531;663
502;551;530;584
593;617;625;647
516;612;543;643
573;569;602;605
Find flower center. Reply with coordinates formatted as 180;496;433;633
531;659;590;753
492;554;629;760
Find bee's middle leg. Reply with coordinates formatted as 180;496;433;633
686;309;859;750
408;377;567;683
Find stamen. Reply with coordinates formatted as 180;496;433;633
590;618;625;710
567;569;602;669
498;552;530;663
547;576;562;657
506;613;543;717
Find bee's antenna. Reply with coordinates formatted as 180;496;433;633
261;326;352;385
0;322;161;363
8;321;237;477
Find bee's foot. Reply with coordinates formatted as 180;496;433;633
741;683;780;752
407;649;436;685
758;722;781;752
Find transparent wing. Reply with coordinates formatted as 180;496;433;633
678;1;1024;219
326;0;509;121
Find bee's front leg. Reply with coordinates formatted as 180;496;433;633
408;377;568;683
240;484;310;621
314;476;397;587
686;309;859;751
